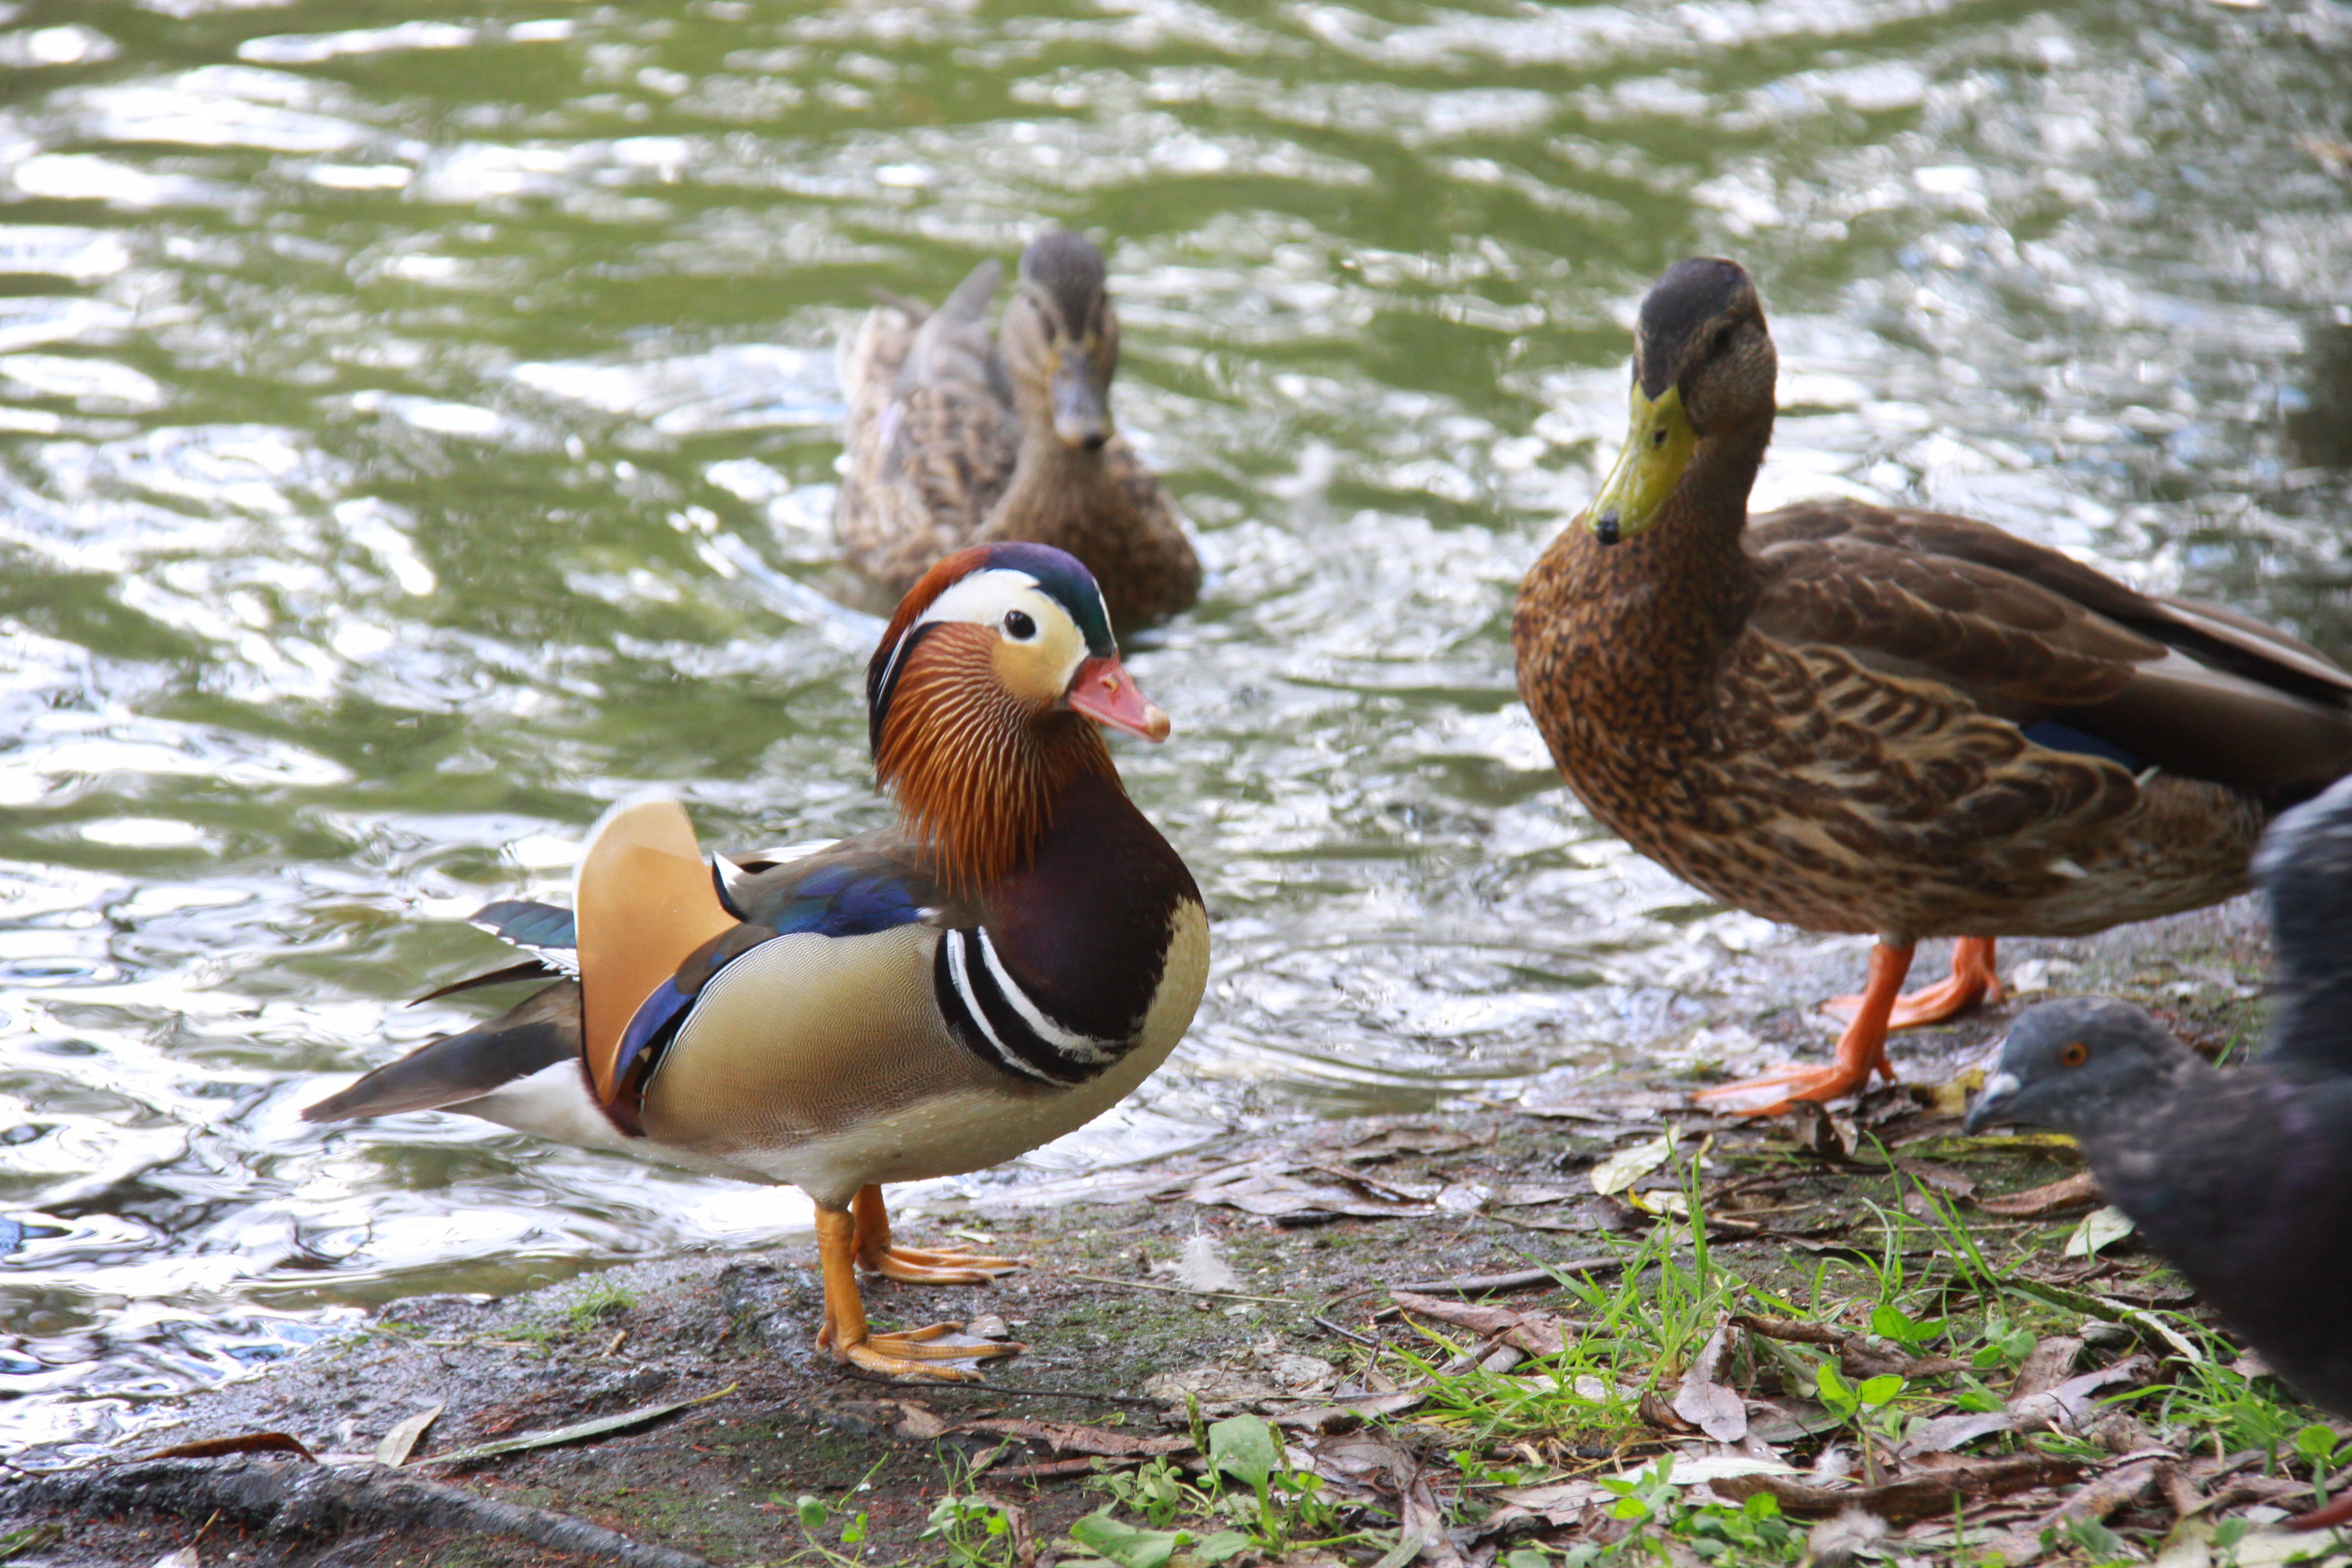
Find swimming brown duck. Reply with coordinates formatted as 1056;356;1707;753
1514;257;2352;1115
306;543;1209;1380
833;230;1201;633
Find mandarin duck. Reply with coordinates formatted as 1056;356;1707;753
832;230;1201;633
304;543;1209;1380
1968;777;2352;1526
1513;257;2352;1115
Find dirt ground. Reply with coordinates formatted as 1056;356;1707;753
0;906;2304;1568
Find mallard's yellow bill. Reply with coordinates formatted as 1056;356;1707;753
1587;383;1695;545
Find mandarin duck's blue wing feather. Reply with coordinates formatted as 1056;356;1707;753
470;899;580;973
763;859;935;937
725;831;944;939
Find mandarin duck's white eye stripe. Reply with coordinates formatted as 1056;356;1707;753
912;568;1044;631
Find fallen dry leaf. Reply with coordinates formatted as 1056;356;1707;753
1672;1318;1748;1443
1589;1133;1675;1196
373;1402;444;1468
1327;1126;1484;1163
1977;1170;2102;1217
960;1418;1188;1460
1390;1290;1568;1358
2009;1356;2154;1434
2062;1204;2136;1257
2009;1336;2085;1402
1713;1451;2081;1522
1186;1168;1437;1222
413;1382;737;1465
145;1431;315;1462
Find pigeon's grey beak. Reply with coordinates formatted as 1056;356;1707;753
1962;1069;2021;1135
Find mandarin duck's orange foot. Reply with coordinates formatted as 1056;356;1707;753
1823;938;2005;1030
867;1245;1022;1285
847;1185;1020;1284
825;1322;1025;1382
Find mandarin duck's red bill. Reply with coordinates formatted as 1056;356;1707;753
305;541;1207;1382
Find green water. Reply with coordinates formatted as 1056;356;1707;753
0;0;2346;1456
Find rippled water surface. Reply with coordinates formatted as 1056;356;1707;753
2;0;2348;1455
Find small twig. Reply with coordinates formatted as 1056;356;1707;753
1387;1257;1623;1296
1060;1272;1292;1305
835;1371;1161;1410
1311;1314;1380;1347
189;1508;223;1547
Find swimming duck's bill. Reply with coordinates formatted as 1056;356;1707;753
1051;348;1114;449
1586;382;1696;546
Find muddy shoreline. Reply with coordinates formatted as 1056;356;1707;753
1;908;2289;1568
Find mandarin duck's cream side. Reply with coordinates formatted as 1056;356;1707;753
833;230;1201;633
1513;256;2352;1116
307;542;1207;1380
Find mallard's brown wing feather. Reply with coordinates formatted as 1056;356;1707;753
834;260;1019;592
1749;502;2352;788
1085;437;1200;627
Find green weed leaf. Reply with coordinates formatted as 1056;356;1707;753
1815;1364;1858;1417
1069;1511;1179;1568
1857;1373;1905;1409
1207;1414;1279;1495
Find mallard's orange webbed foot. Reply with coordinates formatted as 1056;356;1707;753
851;1184;1022;1284
1695;940;1912;1117
2290;1491;2352;1532
1823;936;2002;1030
817;1201;1022;1383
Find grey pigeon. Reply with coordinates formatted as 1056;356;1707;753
1968;775;2352;1526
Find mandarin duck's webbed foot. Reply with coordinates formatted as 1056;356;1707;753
816;1205;1025;1383
850;1184;1022;1285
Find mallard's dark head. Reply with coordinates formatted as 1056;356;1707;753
1588;257;1776;545
998;230;1120;451
1963;997;2197;1138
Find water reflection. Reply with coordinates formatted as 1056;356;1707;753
0;0;2346;1458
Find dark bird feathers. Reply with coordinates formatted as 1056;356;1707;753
1967;776;2352;1417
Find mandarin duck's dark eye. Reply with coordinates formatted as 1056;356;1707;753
2059;1040;2089;1068
1002;609;1037;641
1710;325;1737;357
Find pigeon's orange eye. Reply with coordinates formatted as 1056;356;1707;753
2059;1041;2089;1068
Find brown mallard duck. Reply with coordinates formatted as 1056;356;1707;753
833;230;1201;632
1514;257;2352;1115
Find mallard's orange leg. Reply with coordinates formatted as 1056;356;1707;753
2291;1492;2352;1531
813;1205;1021;1382
1695;940;1914;1117
1823;937;2004;1029
851;1185;1022;1284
